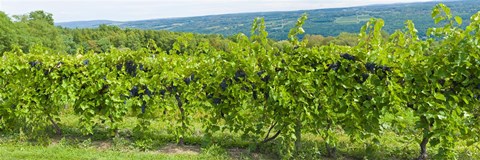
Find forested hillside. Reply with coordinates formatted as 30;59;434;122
57;0;480;39
0;11;235;55
0;10;361;55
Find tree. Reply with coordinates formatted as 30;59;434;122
27;10;54;25
0;12;18;54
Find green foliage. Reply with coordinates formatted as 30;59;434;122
0;3;480;160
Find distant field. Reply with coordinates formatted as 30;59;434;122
334;14;372;24
57;1;480;39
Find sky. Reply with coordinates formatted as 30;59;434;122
0;0;434;23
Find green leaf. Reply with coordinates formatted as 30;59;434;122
434;93;446;101
434;17;444;24
299;27;305;34
454;16;462;25
462;97;469;105
467;140;476;146
440;4;452;18
432;8;440;18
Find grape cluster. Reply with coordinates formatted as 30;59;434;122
116;63;123;70
365;62;391;73
83;59;90;66
378;65;392;73
159;89;166;96
183;73;195;85
175;93;182;107
43;69;51;76
166;83;178;94
141;101;146;114
251;84;257;100
129;85;152;113
220;79;228;91
29;61;41;69
130;86;139;97
145;86;152;97
129;85;151;98
310;62;320;69
257;70;270;83
213;97;222;105
183;77;191;85
234;70;246;81
253;91;258;100
260;88;269;100
99;85;109;94
365;62;376;73
125;60;137;77
340;53;356;61
438;79;446;86
206;92;214;99
355;73;370;84
327;62;341;72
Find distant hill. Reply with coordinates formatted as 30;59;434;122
56;0;480;40
57;20;119;28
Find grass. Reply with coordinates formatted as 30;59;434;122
1;111;479;160
0;143;207;160
0;134;264;160
0;112;274;160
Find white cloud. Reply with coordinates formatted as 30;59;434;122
1;0;433;22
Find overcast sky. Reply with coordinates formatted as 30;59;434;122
0;0;433;22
